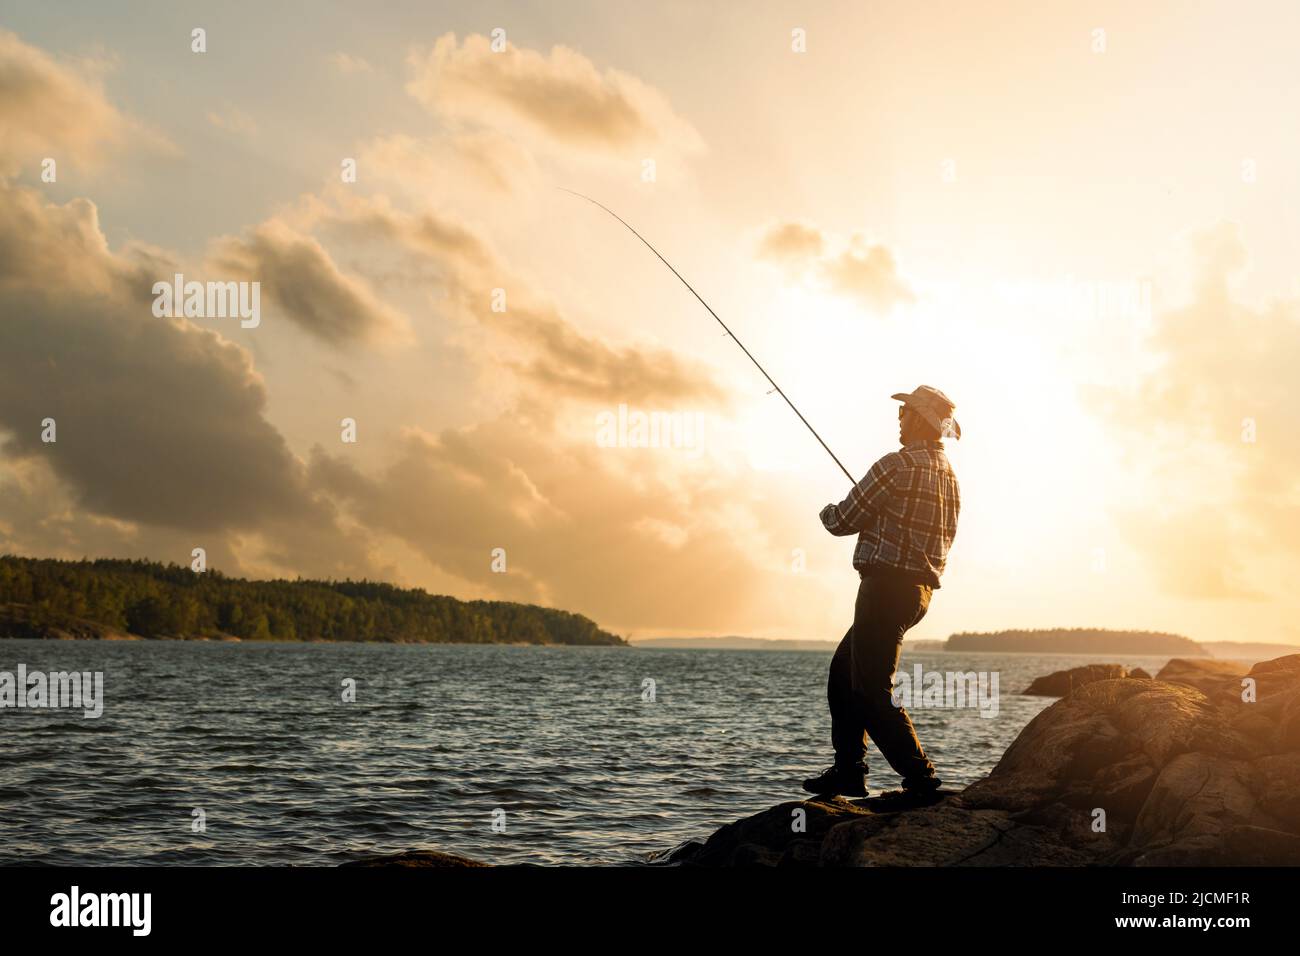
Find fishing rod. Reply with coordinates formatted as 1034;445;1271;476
560;188;856;485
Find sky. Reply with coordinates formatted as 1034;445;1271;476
1;1;1298;645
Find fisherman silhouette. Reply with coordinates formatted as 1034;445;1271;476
802;386;961;799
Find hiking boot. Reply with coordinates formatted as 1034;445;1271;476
801;762;868;797
901;774;942;795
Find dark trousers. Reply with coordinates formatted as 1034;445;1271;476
827;574;936;781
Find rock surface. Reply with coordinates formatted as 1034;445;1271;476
0;602;136;640
1022;663;1131;696
1150;657;1251;695
664;654;1300;867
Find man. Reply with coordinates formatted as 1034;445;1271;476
802;385;961;799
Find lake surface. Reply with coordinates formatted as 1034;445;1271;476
0;639;1176;865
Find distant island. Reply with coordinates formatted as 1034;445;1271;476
0;555;624;646
631;631;1300;661
945;628;1203;655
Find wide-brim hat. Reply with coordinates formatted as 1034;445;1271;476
891;385;961;439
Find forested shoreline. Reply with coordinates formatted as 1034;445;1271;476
0;555;625;645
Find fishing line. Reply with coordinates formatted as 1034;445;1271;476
560;188;855;484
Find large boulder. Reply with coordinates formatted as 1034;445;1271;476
663;655;1300;867
659;796;875;866
1154;657;1250;695
1022;663;1130;696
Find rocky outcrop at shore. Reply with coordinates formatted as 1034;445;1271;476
663;655;1300;866
1148;657;1251;695
1022;663;1130;696
0;602;136;641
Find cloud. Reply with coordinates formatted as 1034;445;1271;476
822;240;916;313
1114;509;1264;602
1094;222;1298;601
495;300;729;407
0;29;169;176
298;190;498;274
206;105;257;137
329;52;372;75
0;180;378;580
309;417;801;632
757;221;915;314
298;191;727;406
360;131;538;195
756;222;825;261
210;218;411;347
405;33;704;157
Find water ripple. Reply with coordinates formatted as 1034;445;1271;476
0;639;1173;865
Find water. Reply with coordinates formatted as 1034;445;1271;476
0;639;1175;866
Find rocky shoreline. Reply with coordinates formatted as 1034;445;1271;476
347;654;1300;868
0;603;137;641
656;654;1300;866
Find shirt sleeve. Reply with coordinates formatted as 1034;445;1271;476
820;455;898;536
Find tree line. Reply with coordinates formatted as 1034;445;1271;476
0;555;625;645
946;628;1198;654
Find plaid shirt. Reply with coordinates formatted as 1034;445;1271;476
819;440;960;588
